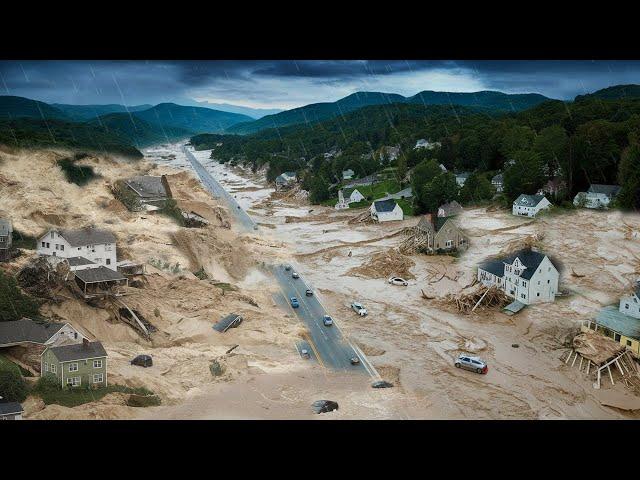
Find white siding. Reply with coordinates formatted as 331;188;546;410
619;294;640;319
37;230;117;271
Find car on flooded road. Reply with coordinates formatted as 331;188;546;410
351;302;367;316
290;297;299;308
292;272;299;279
454;354;488;374
388;276;409;286
322;315;333;326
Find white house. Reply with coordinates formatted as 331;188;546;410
37;228;118;271
619;283;640;319
573;184;621;209
512;194;552;217
477;248;559;305
370;199;404;223
415;139;441;150
342;169;355;181
335;188;365;210
455;172;471;187
491;173;504;193
0;317;85;349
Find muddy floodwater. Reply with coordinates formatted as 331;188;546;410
144;143;640;419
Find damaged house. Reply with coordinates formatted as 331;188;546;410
401;214;468;254
275;171;297;191
0;217;12;261
123;175;172;210
573;184;621;209
370;199;403;222
37;228;118;271
477;248;559;305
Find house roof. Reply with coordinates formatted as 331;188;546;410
48;341;107;362
456;172;471;179
587;184;621;197
438;201;463;216
276;172;296;183
74;266;126;284
513;194;547;207
66;256;96;267
373;199;399;213
55;228;116;247
434;217;450;233
0;218;12;236
0;318;66;346
479;248;549;280
595;306;640;340
492;173;503;183
0;402;24;416
124;176;168;200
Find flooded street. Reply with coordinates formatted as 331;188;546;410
144;142;640;419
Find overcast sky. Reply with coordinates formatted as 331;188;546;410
1;60;639;110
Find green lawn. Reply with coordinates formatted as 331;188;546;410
397;198;415;217
34;379;159;408
323;179;404;208
0;354;33;377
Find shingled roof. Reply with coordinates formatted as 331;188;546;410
479;248;550;280
66;257;96;267
48;341;107;362
74;266;126;284
56;228;116;247
372;199;398;213
587;184;621;197
0;402;24;416
0;218;12;236
124;176;168;200
0;318;66;346
513;194;547;207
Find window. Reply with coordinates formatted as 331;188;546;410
521;293;526;299
106;259;111;265
547;280;550;284
44;363;49;372
446;240;453;248
46;242;50;248
614;333;621;342
522;281;527;287
627;340;633;347
537;292;540;297
66;376;81;387
68;363;78;372
51;363;57;373
60;245;64;251
93;373;104;383
93;360;103;368
41;241;46;248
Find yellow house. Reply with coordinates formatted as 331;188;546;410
581;306;640;357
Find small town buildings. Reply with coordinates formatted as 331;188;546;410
512;194;552;217
491;173;504;193
0;401;24;420
123;175;172;208
344;173;380;189
581;283;640;357
438;200;463;218
335;188;366;210
573;184;621;209
439;164;448;173
37;228;118;271
275;171;296;190
370;199;404;222
410;214;468;253
342;169;355;180
455;172;471;187
477;248;559;305
41;339;108;389
0;217;12;261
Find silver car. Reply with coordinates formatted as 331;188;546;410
454;354;488;374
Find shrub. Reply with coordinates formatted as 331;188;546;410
0;365;28;402
158;199;185;226
126;393;161;407
0;270;40;322
11;229;37;250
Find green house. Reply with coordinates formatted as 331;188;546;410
41;340;108;388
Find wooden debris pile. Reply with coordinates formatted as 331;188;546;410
444;285;510;314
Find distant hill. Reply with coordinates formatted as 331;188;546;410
191;101;283;119
0;96;70;121
575;84;640;102
88;112;193;148
226;90;552;135
52;103;153;121
0;117;143;158
133;103;253;134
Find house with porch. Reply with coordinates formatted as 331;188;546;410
370;199;403;222
581;283;640;357
512;194;552;217
41;339;108;389
73;266;128;298
573;184;621;209
477;248;559;305
0;217;12;261
37;228;118;271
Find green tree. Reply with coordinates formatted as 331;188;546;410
500;125;535;157
533;125;568;176
617;144;640;210
308;176;331;204
0;270;40;322
418;173;459;213
0;366;28;402
395;154;408;184
503;150;546;200
459;172;495;205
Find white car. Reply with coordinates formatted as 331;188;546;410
388;276;408;286
351;302;367;316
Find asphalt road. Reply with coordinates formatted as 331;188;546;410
183;146;257;232
272;264;377;376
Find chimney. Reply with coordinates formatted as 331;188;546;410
83;338;90;349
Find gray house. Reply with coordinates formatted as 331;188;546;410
0;218;13;261
124;175;172;209
0;401;24;420
275;172;296;191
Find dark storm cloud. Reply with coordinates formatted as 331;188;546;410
1;59;640;108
